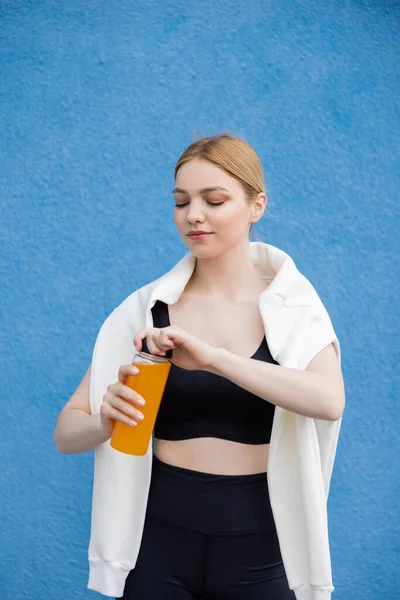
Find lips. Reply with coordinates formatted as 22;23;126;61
188;232;210;242
188;231;212;238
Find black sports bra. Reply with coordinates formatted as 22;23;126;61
152;300;279;445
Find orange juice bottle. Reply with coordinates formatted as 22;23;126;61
110;347;171;456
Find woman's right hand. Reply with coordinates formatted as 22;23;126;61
100;364;146;436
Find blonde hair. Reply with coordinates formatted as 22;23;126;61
174;134;267;206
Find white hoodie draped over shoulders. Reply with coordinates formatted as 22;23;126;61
87;242;342;600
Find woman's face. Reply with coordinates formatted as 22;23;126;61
173;158;262;258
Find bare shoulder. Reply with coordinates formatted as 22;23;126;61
306;343;345;417
60;364;92;415
306;342;340;373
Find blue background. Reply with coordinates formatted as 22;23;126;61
1;1;399;599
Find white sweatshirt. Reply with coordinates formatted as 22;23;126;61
88;242;343;600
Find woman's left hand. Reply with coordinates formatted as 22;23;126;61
134;326;218;372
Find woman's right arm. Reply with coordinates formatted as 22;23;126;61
53;363;146;454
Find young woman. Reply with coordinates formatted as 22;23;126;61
54;135;345;600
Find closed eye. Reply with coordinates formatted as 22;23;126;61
175;201;225;208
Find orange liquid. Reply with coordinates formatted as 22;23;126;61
110;361;171;456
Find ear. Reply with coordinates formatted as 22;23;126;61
249;193;267;224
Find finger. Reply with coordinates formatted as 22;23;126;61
162;326;186;347
102;404;140;427
146;334;166;356
160;330;175;349
102;393;144;422
114;382;146;407
118;364;140;381
109;396;145;422
134;328;150;351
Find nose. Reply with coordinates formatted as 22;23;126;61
186;201;205;225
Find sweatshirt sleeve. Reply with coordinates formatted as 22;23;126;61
89;292;143;416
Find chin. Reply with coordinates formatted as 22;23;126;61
189;247;225;260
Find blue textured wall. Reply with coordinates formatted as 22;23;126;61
1;1;398;599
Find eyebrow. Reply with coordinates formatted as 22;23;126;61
172;186;230;195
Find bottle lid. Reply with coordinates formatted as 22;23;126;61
141;338;173;359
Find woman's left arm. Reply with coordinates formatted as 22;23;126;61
208;343;345;421
134;327;345;422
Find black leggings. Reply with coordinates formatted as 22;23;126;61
120;454;295;599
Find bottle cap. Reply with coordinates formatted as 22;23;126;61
141;338;173;359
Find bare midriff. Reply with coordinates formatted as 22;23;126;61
154;437;270;475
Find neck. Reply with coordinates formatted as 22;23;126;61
188;240;265;301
